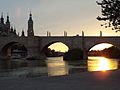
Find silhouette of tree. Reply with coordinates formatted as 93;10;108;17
97;0;120;32
89;46;120;58
63;48;83;61
102;46;120;58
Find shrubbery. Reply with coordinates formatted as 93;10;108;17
63;48;83;61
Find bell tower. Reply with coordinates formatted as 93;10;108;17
27;12;34;36
1;12;4;24
6;13;10;32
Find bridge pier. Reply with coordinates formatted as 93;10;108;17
27;37;46;60
83;50;88;60
27;48;46;60
82;31;88;60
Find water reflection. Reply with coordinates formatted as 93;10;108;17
46;56;119;76
0;56;119;77
47;57;68;76
88;57;118;72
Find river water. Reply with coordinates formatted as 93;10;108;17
0;56;119;77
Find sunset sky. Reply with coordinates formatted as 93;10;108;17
0;0;120;36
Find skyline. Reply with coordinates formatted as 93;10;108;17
0;0;120;36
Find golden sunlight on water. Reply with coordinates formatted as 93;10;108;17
46;57;68;76
88;57;118;72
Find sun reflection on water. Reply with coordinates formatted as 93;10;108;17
47;58;69;76
88;57;118;72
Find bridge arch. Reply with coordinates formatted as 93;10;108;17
42;41;69;51
84;41;120;59
87;41;120;52
0;41;27;58
41;41;69;55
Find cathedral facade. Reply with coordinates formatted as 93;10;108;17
0;13;18;36
0;12;34;37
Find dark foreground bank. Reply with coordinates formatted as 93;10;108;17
0;69;120;90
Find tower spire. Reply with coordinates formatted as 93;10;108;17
27;12;34;36
22;29;25;36
6;12;10;33
1;12;4;24
6;12;10;23
29;11;32;21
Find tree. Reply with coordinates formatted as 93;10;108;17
63;48;83;61
97;0;120;32
102;46;120;58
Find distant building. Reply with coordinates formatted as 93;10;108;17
0;12;34;37
0;13;18;36
27;12;34;36
0;12;34;58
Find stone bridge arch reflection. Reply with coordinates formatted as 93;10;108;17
1;42;27;59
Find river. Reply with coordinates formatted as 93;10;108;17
0;56;119;77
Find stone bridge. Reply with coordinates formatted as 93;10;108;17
0;13;120;59
0;35;120;59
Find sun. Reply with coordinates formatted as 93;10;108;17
90;43;113;51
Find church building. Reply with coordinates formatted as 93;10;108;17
0;12;34;37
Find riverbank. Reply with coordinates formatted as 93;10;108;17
0;69;120;90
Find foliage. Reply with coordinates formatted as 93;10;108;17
63;48;83;61
89;46;120;58
102;46;120;58
97;0;120;32
43;48;64;57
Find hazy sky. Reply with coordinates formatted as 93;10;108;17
0;0;120;36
